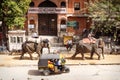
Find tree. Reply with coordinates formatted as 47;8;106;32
86;0;120;38
1;0;31;29
0;0;31;46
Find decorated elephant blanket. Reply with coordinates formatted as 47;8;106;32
78;38;98;52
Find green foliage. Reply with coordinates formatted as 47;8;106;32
0;0;3;21
87;0;120;36
5;17;26;29
18;0;31;14
1;0;31;29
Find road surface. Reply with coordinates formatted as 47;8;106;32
0;65;120;80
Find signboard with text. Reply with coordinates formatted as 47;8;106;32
28;7;66;14
28;24;34;28
67;21;79;29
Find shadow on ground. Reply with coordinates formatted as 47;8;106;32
12;56;38;60
65;56;100;60
28;70;41;76
28;69;62;76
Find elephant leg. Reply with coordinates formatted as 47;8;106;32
36;50;41;58
92;49;100;60
101;47;104;59
90;43;100;60
48;47;50;53
94;49;100;60
41;47;43;54
90;51;100;60
96;52;100;60
81;52;85;60
38;52;41;57
28;53;33;60
90;51;94;59
20;52;25;59
71;52;78;59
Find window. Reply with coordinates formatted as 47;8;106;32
10;37;16;43
17;37;23;43
60;19;66;32
29;2;34;7
74;2;80;10
61;1;66;7
10;37;23;43
29;19;35;33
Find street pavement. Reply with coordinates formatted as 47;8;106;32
0;46;120;66
0;65;120;80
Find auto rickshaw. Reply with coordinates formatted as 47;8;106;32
38;54;70;76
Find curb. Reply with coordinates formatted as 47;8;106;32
66;62;120;65
1;62;120;67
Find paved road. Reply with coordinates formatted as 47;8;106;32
0;65;120;80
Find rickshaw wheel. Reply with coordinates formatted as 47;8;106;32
43;70;50;76
64;68;70;73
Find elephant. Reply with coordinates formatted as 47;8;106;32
71;38;105;60
20;40;50;60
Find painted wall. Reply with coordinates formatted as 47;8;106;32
24;0;90;36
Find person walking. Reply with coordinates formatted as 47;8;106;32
66;39;73;51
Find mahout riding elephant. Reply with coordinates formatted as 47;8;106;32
71;38;105;60
20;40;50;60
41;39;50;53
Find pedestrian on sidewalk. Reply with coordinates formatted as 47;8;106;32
66;39;73;51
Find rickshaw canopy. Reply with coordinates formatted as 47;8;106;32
40;54;60;59
38;54;64;67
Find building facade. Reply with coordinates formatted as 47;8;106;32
0;0;91;47
25;0;91;38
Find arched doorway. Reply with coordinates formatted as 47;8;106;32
38;1;57;36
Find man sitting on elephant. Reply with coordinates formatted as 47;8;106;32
20;39;50;60
20;41;41;60
72;32;104;60
41;39;50;54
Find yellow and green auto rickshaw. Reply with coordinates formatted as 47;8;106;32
38;54;70;76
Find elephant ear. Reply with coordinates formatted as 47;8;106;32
25;43;34;53
37;43;42;49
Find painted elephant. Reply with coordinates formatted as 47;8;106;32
71;38;105;60
20;40;50;60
